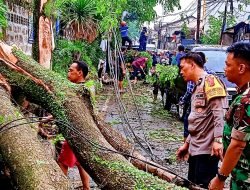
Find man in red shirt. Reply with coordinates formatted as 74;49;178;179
58;60;90;190
132;57;148;84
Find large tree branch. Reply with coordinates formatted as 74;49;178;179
0;78;69;190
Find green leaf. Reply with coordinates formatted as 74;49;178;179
0;0;7;30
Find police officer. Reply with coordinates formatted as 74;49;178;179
176;53;228;189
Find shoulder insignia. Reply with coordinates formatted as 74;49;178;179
204;75;227;102
206;75;215;87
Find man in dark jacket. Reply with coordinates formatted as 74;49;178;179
139;27;148;51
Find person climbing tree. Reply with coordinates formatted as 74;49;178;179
119;21;132;49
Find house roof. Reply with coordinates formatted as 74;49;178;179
223;22;249;35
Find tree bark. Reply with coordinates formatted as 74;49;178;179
0;42;186;189
0;78;69;190
96;117;181;183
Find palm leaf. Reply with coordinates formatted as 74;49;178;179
58;0;98;42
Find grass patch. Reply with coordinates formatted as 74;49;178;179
165;151;177;164
122;91;152;107
96;94;108;101
172;121;183;131
134;95;152;106
148;128;182;142
150;106;171;119
107;119;122;126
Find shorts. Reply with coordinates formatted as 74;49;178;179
58;141;79;168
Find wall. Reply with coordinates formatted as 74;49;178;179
5;2;32;56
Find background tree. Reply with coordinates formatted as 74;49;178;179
127;21;140;41
44;0;180;46
95;0;180;32
126;0;180;23
44;0;98;42
201;13;236;44
44;0;181;76
181;21;190;39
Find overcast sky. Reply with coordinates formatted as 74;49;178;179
154;0;250;23
154;0;193;16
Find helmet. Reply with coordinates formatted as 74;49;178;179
121;21;126;26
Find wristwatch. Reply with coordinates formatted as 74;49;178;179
214;137;223;144
217;171;228;182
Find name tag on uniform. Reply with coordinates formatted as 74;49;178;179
195;93;205;99
194;93;206;107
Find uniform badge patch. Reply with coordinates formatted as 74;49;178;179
206;75;215;87
204;75;227;102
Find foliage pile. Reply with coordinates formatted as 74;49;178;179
149;128;182;142
124;50;137;63
147;64;179;87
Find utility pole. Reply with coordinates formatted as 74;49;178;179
229;0;233;15
220;0;228;45
157;20;162;49
196;0;202;44
164;26;168;49
202;0;206;32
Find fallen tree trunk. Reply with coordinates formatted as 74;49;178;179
0;42;186;189
0;78;69;189
96;117;180;183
